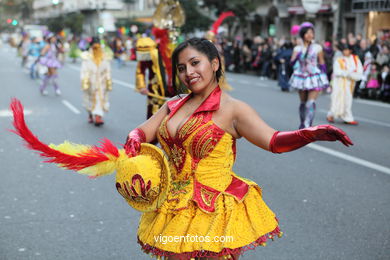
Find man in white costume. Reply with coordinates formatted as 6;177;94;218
327;43;363;125
80;37;113;126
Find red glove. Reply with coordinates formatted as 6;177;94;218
269;125;353;154
124;128;146;157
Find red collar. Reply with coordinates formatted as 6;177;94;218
167;86;222;115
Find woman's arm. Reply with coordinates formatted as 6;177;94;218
136;101;169;142
318;50;325;65
124;100;170;156
233;100;353;153
318;51;327;74
233;100;276;151
290;49;302;67
40;44;49;56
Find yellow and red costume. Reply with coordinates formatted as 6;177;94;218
138;86;282;258
135;37;169;119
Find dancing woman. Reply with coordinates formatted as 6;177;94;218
39;33;63;96
124;38;352;259
289;22;329;129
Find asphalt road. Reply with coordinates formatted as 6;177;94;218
0;44;389;260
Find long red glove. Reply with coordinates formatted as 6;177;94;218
269;125;353;154
124;128;146;157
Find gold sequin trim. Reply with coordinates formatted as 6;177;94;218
178;114;204;139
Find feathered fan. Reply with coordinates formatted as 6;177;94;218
9;98;171;212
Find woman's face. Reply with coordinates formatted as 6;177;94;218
304;28;314;42
50;36;56;43
177;46;219;93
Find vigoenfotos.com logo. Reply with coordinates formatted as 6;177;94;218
154;234;234;245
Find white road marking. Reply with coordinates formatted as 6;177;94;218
0;109;32;117
307;143;390;176
62;100;81;114
324;95;390;109
355;99;390;109
318;109;390;128
112;79;135;89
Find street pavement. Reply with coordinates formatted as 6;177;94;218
0;44;389;260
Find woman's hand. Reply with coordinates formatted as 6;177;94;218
124;128;146;157
269;125;353;154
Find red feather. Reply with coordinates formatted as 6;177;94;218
9;98;119;171
211;11;235;34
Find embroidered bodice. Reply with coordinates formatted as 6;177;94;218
157;86;256;213
46;43;58;59
293;43;323;75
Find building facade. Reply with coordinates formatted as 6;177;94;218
33;0;124;35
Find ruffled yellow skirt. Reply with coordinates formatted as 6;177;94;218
137;186;282;259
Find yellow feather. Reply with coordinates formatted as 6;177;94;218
48;142;128;177
49;141;91;155
79;151;128;177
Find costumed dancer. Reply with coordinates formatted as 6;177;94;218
26;37;44;79
80;37;113;126
135;0;186;119
39;33;63;96
289;22;329;129
327;43;363;125
18;32;30;67
68;36;81;63
135;36;168;119
123;38;353;259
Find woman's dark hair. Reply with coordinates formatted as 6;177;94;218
337;42;352;51
172;38;223;92
299;27;314;39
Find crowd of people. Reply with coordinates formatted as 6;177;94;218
4;25;389;131
11;29;390;105
219;31;390;103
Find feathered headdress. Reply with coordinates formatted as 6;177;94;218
211;11;235;34
9;98;171;212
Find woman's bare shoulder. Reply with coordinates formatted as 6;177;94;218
168;93;190;102
221;93;251;111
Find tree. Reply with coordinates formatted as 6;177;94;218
64;13;84;36
179;0;212;34
46;16;65;33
